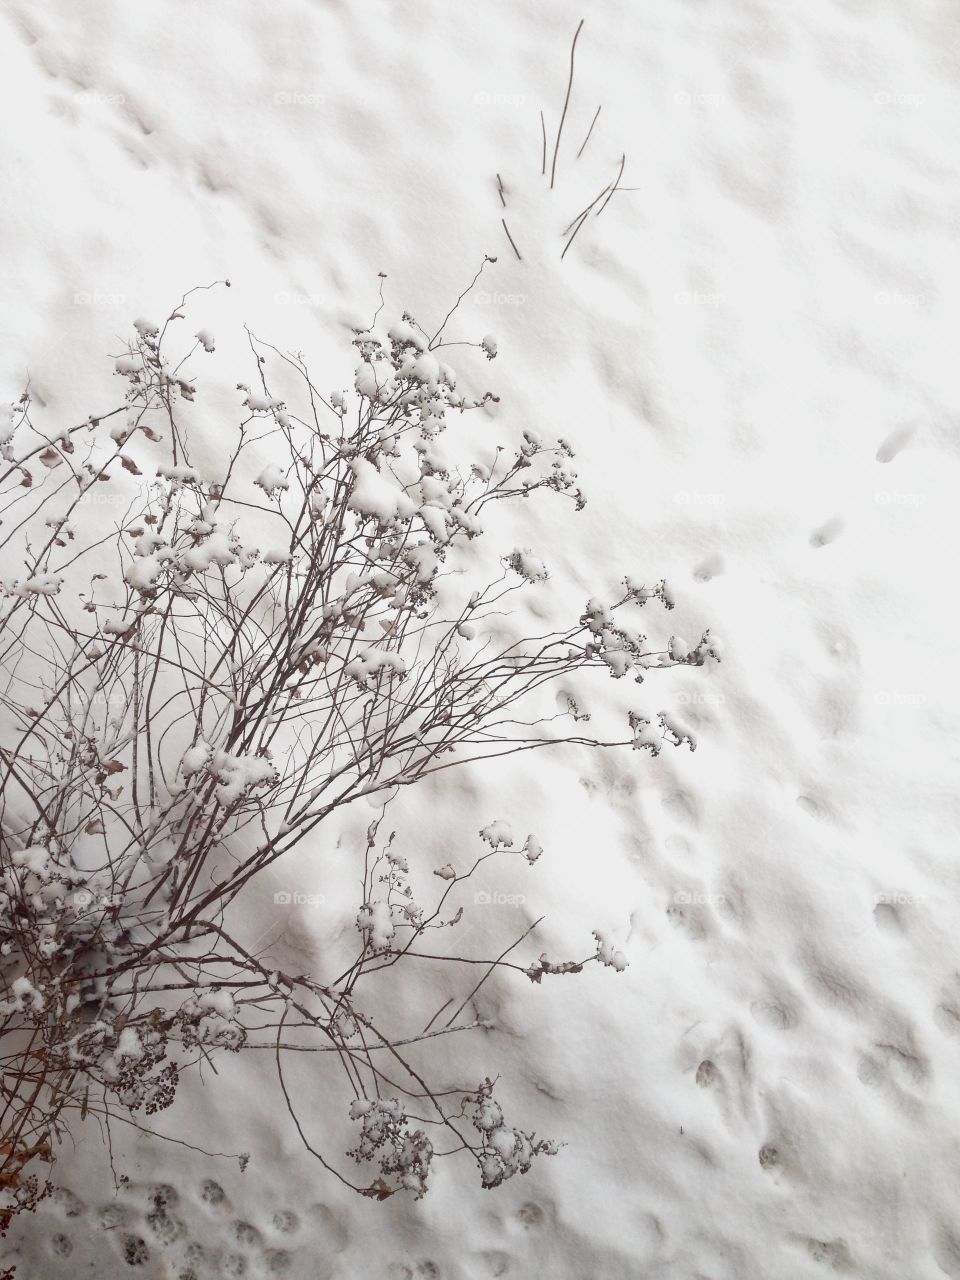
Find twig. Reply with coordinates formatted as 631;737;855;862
501;219;522;262
369;272;388;329
561;208;592;261
595;152;626;217
429;256;497;346
576;104;601;158
562;184;611;236
550;19;584;189
561;155;627;260
540;111;547;175
444;918;544;1028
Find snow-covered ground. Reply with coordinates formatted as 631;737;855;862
2;0;960;1276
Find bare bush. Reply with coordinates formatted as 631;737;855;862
0;271;719;1218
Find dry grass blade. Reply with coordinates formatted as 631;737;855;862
501;218;522;261
550;19;584;189
576;104;601;159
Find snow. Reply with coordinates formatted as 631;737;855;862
210;749;279;806
479;820;514;849
356;900;396;952
522;834;543;864
342;646;408;687
347;457;417;524
180;528;238;571
506;547;549;582
123;552;170;592
11;846;50;876
116;1026;144;1061
180;740;212;779
254;463;290;498
0;403;16;446
197;990;237;1020
3;0;960;1276
17;573;63;596
592;930;629;974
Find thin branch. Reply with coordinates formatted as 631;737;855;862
550;19;584;189
501;219;522;262
576;104;601;158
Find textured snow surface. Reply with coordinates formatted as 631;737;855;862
3;0;960;1277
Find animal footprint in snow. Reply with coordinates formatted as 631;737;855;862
695;1059;718;1088
49;1233;73;1257
803;1236;852;1269
264;1247;293;1274
876;424;915;463
661;788;699;826
873;899;906;935
517;1200;551;1229
685;1027;756;1126
693;553;725;582
199;1179;230;1213
271;1209;299;1235
750;996;799;1031
476;1250;511;1277
99;1202;131;1230
233;1220;262;1248
810;516;844;548
665;901;710;940
758;1143;780;1171
52;1187;85;1218
121;1234;150;1266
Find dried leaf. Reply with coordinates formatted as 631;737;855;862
361;1179;394;1200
